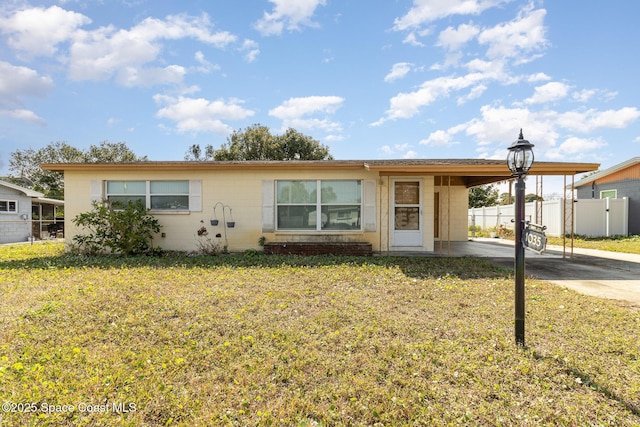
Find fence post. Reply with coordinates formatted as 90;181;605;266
471;213;476;237
605;197;610;237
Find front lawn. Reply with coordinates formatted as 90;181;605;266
1;243;639;426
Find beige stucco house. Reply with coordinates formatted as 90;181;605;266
42;159;598;253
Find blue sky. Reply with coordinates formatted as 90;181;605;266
1;0;639;196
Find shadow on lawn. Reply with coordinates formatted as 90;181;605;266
0;251;510;280
533;351;640;418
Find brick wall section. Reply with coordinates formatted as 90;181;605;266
263;242;373;256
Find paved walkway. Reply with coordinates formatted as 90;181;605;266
455;238;640;307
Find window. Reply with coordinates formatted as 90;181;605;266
150;181;189;210
106;180;190;211
0;200;17;213
600;189;617;199
276;180;362;231
106;181;146;206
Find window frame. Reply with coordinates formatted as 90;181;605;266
599;189;617;199
0;199;18;213
105;180;191;212
275;179;363;232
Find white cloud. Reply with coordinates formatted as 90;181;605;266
373;73;486;125
0;61;52;124
464;105;560;149
402;32;425;47
477;7;547;61
393;0;509;31
153;94;255;134
254;0;327;36
193;51;220;73
457;84;487;104
1;6;243;87
269;96;344;134
571;89;617;103
525;81;570;105
556;107;640;133
436;23;480;51
546;137;607;160
0;5;90;57
0;108;46;125
378;143;416;158
420;130;454;146
68;14;236;84
384;62;414;82
269;96;343;119
118;65;186;87
527;72;551;83
241;39;260;63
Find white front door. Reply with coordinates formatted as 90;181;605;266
392;180;422;247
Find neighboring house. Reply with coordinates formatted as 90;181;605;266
42;159;597;253
0;180;65;244
573;157;640;235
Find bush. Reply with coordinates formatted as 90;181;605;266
72;200;161;255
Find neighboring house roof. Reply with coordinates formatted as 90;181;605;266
33;197;65;206
41;159;600;189
0;179;44;198
572;157;640;188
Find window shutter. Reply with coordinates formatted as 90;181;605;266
189;180;202;212
262;180;275;232
90;180;103;203
363;180;377;231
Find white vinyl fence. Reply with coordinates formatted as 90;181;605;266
469;198;628;237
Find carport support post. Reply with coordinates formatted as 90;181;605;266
514;175;526;347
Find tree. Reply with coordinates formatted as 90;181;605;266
211;124;333;161
276;128;333;160
8;141;147;199
184;144;215;161
469;184;499;208
499;192;512;205
525;193;543;203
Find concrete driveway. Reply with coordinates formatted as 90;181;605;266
452;238;640;307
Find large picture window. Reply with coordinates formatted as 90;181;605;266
106;180;190;211
276;180;362;231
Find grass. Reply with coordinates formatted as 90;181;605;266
546;235;640;255
1;242;639;426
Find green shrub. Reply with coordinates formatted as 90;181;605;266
72;200;161;255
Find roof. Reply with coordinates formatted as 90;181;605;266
572;157;640;188
0;179;44;198
41;159;600;188
32;197;65;206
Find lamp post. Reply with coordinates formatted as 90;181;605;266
507;129;534;347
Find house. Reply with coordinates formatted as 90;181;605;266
0;180;65;244
573;157;640;235
41;159;598;253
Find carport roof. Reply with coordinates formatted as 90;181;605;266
42;159;599;188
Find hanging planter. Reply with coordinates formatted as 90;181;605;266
211;203;221;225
226;206;235;228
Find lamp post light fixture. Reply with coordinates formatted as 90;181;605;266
507;129;535;347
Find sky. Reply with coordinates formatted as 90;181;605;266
1;0;639;197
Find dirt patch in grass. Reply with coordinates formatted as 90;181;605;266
1;243;639;425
